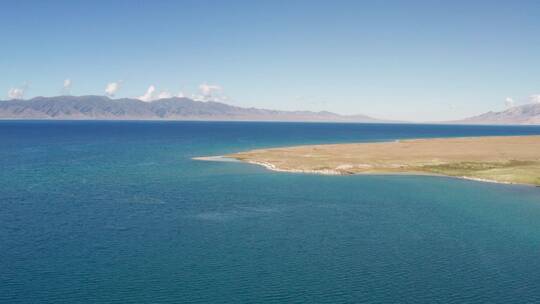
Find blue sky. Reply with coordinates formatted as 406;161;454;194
1;0;539;121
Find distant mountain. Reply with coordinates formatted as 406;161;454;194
453;103;540;125
0;95;389;122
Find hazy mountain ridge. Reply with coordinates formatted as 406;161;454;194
0;96;385;122
454;103;540;125
3;95;538;124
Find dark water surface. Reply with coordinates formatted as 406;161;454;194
1;121;540;303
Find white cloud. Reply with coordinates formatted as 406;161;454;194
137;85;179;102
105;81;121;97
64;78;72;89
62;78;72;94
8;87;25;99
192;83;227;101
177;91;185;98
158;91;172;99
529;94;540;103
199;83;221;97
191;94;204;101
504;97;515;108
138;85;156;102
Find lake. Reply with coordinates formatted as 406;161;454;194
1;121;540;303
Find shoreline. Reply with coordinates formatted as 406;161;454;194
194;155;534;187
192;156;241;162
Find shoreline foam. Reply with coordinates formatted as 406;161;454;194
194;154;534;186
192;156;240;162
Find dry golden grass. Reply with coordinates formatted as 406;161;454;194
228;136;540;186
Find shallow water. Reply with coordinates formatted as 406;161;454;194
1;121;540;303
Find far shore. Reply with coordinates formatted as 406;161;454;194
196;136;540;186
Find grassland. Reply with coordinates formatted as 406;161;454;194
226;136;540;186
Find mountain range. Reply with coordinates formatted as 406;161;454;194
0;96;386;122
454;103;540;125
1;95;539;124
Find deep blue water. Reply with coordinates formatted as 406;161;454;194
1;121;540;304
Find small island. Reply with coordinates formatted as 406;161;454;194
223;136;540;186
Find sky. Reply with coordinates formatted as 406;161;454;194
1;0;539;121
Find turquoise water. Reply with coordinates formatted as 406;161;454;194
1;121;540;303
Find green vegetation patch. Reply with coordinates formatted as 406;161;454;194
420;160;540;185
423;160;533;172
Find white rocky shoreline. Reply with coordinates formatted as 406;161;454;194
193;155;531;186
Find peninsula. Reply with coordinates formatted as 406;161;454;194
225;136;540;186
